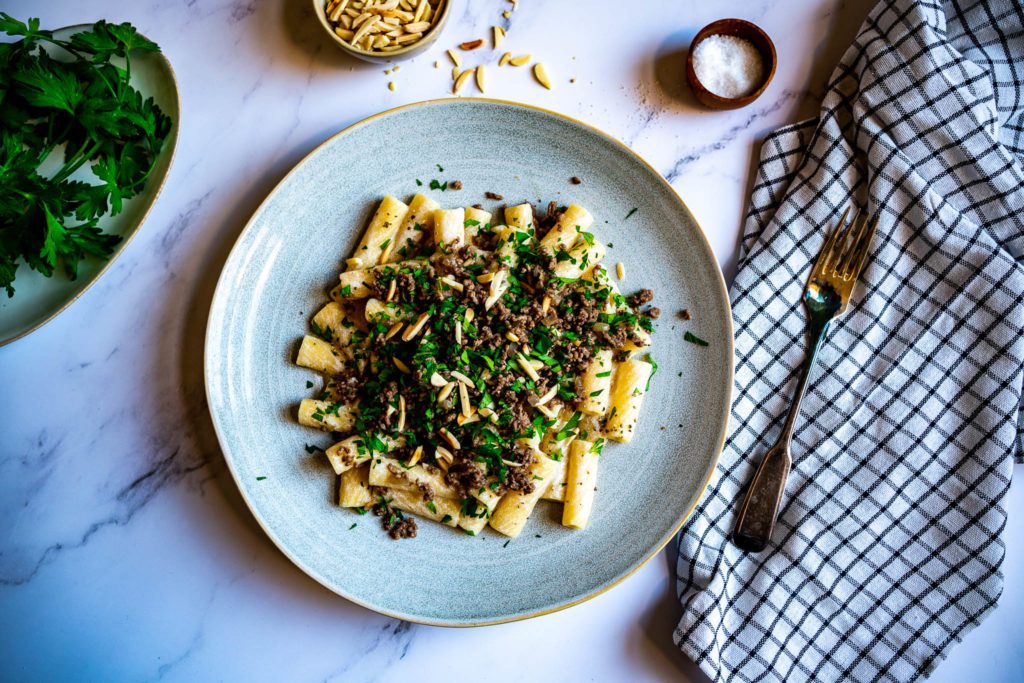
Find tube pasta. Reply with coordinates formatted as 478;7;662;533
334;259;428;300
459;511;490;535
541;458;568;501
504;203;535;232
380;487;461;527
459;485;502;535
369;457;461;499
433;208;465;249
539;410;575;501
311;302;357;347
463;207;492;245
489;453;560;538
562;440;599;529
325;435;405;475
494;227;519;267
551;239;606;280
539;204;592;252
325;436;368;475
604;358;653;443
348;195;409;270
296;335;346;375
579;349;614;416
338;465;373;508
389;193;440;262
297;399;357;432
364;298;416;323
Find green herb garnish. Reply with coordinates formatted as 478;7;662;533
645;354;658;391
0;15;173;297
683;331;708;347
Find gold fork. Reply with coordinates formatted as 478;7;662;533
732;208;879;552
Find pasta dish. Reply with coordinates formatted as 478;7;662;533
294;194;657;539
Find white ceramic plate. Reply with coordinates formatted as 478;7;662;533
205;99;732;626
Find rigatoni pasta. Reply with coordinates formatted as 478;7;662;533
293;195;659;540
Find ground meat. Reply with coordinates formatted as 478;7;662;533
431;245;475;279
561;342;594;374
450;180;463;190
561;299;600;336
415;481;436;502
570;176;582;185
374;498;419;539
629;289;654;306
460;280;488;307
485;191;504;200
508;400;532;433
678;308;691;320
329;370;362;402
445;460;487;498
646;307;661;320
388;517;418;539
503;464;535;494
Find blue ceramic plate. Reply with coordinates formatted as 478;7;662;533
205;99;733;626
0;25;179;346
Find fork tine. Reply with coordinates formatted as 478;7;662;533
836;211;869;277
845;215;878;281
811;206;850;277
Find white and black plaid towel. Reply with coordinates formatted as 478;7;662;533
674;0;1024;681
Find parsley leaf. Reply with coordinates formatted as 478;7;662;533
683;331;709;347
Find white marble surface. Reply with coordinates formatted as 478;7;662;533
1;1;1022;681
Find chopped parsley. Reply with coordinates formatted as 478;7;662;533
624;208;638;220
256;476;267;481
645;354;658;391
683;331;709;347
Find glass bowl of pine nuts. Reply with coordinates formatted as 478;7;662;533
315;0;450;63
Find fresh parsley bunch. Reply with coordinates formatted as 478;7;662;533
0;15;172;297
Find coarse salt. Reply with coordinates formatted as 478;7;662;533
692;34;764;99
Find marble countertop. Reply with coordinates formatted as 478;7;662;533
1;1;1022;681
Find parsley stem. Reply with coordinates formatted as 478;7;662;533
51;140;102;184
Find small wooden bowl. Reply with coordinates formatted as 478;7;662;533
313;0;451;63
686;19;776;110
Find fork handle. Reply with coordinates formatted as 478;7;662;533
732;442;792;552
732;317;831;552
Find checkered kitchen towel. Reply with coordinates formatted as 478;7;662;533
674;1;1024;681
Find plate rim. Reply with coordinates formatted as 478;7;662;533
0;24;182;348
204;97;734;627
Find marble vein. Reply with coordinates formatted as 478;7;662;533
663;89;803;183
0;445;209;587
